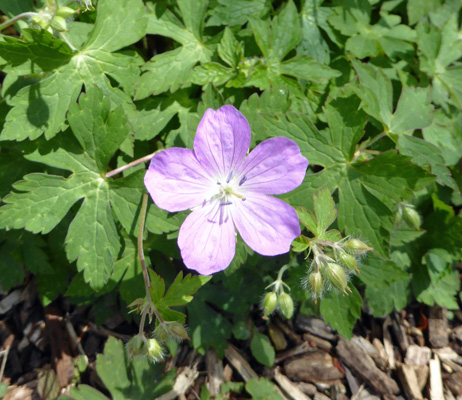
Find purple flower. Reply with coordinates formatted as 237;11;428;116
144;105;308;275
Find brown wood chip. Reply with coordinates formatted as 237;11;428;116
336;338;399;395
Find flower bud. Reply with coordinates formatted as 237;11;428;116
167;322;189;341
57;6;75;18
323;263;348;294
344;239;373;255
278;292;294;319
126;334;147;359
338;251;359;273
32;15;50;30
402;205;421;230
146;338;164;362
307;271;324;301
51;16;67;31
263;292;278;317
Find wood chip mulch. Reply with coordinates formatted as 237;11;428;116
1;280;462;400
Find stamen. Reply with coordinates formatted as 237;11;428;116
226;171;233;183
220;201;233;206
217;182;221;185
239;175;247;186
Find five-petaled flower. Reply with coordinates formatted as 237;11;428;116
144;105;308;275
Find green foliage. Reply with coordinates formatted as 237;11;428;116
320;284;363;339
250;330;275;367
0;0;461;389
246;378;284;400
95;337;175;400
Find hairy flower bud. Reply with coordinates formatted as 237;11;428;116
263;292;278;317
338;251;359;273
146;338;164;362
126;334;147;359
323;263;348;294
278;292;294;319
56;6;75;18
402;205;421;230
51;16;67;31
344;239;373;255
307;271;324;301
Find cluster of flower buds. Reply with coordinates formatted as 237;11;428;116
395;203;421;230
31;2;75;33
262;265;294;319
126;334;164;363
306;238;372;303
127;298;188;363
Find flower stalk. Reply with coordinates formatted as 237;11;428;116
0;12;38;31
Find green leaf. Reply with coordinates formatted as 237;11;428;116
245;378;284;400
296;208;317;236
413;249;460;309
239;89;291;146
218;28;244;68
0;29;74;75
191;63;235;86
357;254;409;288
320;284;362;339
365;279;411;316
261;95;434;256
250;331;275;367
1;0;146;142
151;271;211;323
299;0;333;64
137;2;212;98
188;298;233;358
313;188;337;237
351;59;433;135
292;235;310;252
329;0;415;59
68;89;128;174
207;0;269;26
0;87;131;289
422;110;462;166
109;171;181;237
69;385;110;400
96;337;174;400
397;135;458;191
84;0;147;52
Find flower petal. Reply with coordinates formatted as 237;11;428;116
194;105;251;180
237;137;308;194
144;148;214;212
178;202;236;275
232;193;300;256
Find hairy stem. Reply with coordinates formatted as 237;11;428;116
0;12;38;31
105;151;158;178
137;193;164;336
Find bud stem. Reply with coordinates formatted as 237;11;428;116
106;151;160;179
0;12;38;31
138;193;164;336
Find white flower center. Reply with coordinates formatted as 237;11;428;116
212;171;247;207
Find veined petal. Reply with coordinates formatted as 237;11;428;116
144;148;214;212
194;105;251;180
178;202;236;275
233;194;300;256
237;137;308;195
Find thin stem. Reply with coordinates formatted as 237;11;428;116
137;193;164;335
0;12;38;31
105;151;159;179
59;32;77;51
138;193;151;298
